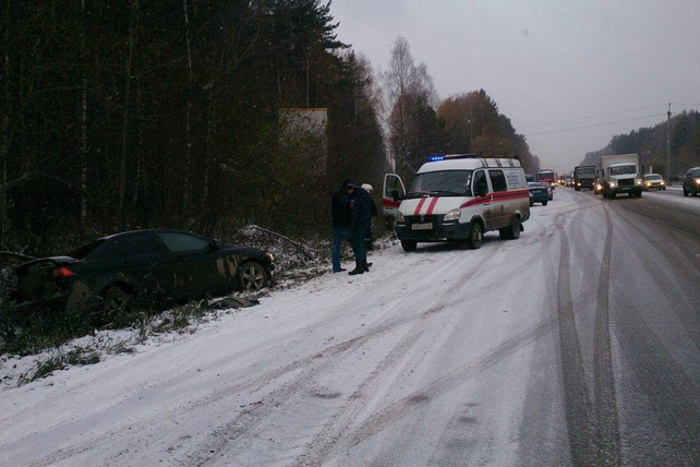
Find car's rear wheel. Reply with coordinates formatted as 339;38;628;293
239;261;269;291
97;285;133;326
509;216;521;240
103;286;132;312
401;239;417;252
467;222;483;249
542;200;548;206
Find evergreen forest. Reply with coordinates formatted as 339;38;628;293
2;0;541;256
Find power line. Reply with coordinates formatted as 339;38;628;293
523;114;666;137
519;104;667;129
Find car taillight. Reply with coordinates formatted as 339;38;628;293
53;267;75;278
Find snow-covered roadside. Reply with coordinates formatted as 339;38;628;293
0;209;562;466
4;188;696;466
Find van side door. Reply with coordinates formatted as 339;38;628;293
487;169;509;228
382;173;406;217
472;170;495;230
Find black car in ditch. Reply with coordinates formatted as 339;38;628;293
14;230;275;312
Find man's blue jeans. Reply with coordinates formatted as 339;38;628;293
332;227;350;272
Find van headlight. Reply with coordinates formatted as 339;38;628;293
636;179;643;186
396;211;405;223
609;182;617;189
443;208;460;222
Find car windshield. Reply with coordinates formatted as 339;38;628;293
69;239;106;259
691;169;700;177
645;175;662;180
406;170;473;197
609;164;636;175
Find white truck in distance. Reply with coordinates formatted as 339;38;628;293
597;154;644;199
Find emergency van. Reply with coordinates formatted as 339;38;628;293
383;154;530;252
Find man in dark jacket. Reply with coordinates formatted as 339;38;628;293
331;180;354;273
348;183;374;275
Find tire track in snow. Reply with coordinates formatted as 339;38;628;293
605;202;700;350
572;200;700;464
553;216;597;466
179;244;506;466
566;201;624;465
290;298;571;463
590;206;622;465
290;243;502;466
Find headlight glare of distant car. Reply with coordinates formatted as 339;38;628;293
443;208;460;222
396;211;405;223
696;178;700;185
660;181;665;185
636;179;643;186
609;182;616;189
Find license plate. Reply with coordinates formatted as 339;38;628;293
412;223;433;230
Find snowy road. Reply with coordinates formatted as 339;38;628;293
1;188;700;466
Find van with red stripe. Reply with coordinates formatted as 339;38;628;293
383;154;530;252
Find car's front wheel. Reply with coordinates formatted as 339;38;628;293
401;239;417;252
467;222;483;249
239;261;269;291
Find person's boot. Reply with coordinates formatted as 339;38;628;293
363;260;373;272
348;263;365;275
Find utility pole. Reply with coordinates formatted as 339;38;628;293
666;103;672;181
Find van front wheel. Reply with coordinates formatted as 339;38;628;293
467;222;483;249
401;239;417;252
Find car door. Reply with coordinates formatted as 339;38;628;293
155;231;227;299
107;232;172;299
487;169;510;229
382;173;406;217
472;169;495;230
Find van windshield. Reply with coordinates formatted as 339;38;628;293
576;167;595;177
406;170;473;198
609;164;636;175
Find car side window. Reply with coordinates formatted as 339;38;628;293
115;233;164;257
87;240;121;260
472;170;488;196
158;232;211;253
488;170;507;192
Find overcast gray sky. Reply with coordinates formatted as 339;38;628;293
331;0;700;173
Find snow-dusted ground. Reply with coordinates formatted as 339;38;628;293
1;188;699;466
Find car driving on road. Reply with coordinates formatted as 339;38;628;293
643;173;666;191
683;167;700;197
14;229;275;313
